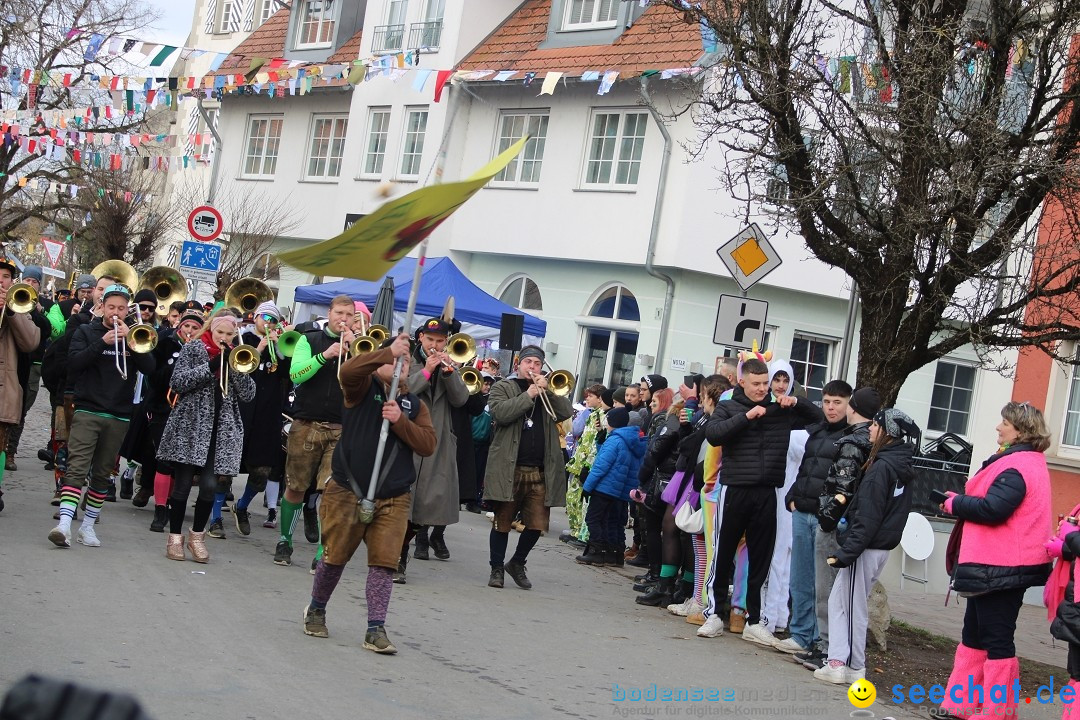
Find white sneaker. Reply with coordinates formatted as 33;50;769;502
669;599;703;617
814;661;855;684
742;622;780;648
774;637;807;654
77;525;101;547
48;525;72;548
696;614;724;638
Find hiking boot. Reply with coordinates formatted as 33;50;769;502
488;565;504;588
575;543;608;565
273;540;293;566
636;577;675;607
310;557;319;575
633;574;660;593
413;537;430;561
626;553;650;568
132;484;152;508
119;475;133;500
504;559;531;589
363;625;397;654
207;518;226;539
686;611;706;626
38;448;53;465
429;534;450;560
149;505;168;533
76;525;101;547
263;508;278;529
5;455;15;472
234;507;251;536
303;604;328;638
672;579;693;605
609;547;625;567
49;525;72;548
303;505;319;544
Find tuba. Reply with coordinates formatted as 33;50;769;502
139;266;187;318
224;278;273;314
91;260;138;294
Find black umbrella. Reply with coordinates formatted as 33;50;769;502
371;275;396;330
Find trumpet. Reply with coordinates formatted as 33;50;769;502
221;343;259;397
128;323;158;354
277;330;302;357
0;283;37;329
460;367;483;395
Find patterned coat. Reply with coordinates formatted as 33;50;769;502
157;339;255;476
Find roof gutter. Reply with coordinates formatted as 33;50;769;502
639;75;675;375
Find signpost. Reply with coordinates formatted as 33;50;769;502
179;240;222;284
187;205;224;243
713;294;769;350
716;223;783;293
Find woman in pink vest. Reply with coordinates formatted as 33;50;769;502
939;402;1053;718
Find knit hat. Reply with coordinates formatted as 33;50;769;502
22;265;42;283
354;300;371;318
76;273;96;290
178;310;204;327
641;374;668;391
518;344;545;362
873;408;920;442
133;288;157;307
600;388;615;408
606;406;630;429
849;387;882;419
255;300;282;321
613;387;627;405
627;410;644;429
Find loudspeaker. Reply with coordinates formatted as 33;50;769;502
499;313;525;351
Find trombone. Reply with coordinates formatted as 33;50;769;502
116;321;157;380
221;343;259;397
0;283;37;329
112;315;128;379
528;362;575;420
460;367;483;395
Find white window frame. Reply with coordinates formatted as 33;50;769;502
305;114;348;180
496;274;543;312
789;332;836;402
398;106;429;180
928;359;978;437
295;0;337;48
240;114;284;179
360;107;392;179
492;111;550;187
563;0;619;30
197;109;217;164
259;0;277;25
216;0;235;32
1061;350;1080;449
387;0;408;24
582;109;648;190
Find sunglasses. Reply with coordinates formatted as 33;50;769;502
139;305;156;312
261;314;280;324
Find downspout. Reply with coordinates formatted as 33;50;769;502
196;96;223;205
640;75;676;374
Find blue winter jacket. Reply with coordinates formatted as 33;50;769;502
583;426;647;500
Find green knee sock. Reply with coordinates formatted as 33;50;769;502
660;564;678;578
279;498;303;546
315;543;324;562
0;451;6;487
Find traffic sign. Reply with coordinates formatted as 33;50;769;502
187;205;224;242
42;239;65;268
713;294;768;350
178;240;222;284
716;223;782;292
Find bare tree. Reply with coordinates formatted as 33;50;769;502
654;0;1080;402
171;177;302;300
0;0;158;240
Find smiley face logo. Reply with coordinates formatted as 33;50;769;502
848;678;876;708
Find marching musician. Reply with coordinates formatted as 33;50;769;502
484;345;573;591
275;294;355;568
234;301;293;536
115;289;164;501
0;258;43;512
156;314;254;563
48;285;154;549
6;265;53;473
398;316;469;581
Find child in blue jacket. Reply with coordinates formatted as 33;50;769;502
577;407;646;566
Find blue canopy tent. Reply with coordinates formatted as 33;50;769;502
293;257;546;338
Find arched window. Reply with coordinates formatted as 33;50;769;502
578;284;639;392
497;274;542;311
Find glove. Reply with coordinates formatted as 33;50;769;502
1045;537;1066;559
629;488;646;504
943;491;957;515
1058;520;1080;541
581;490;591;501
827;556;848;568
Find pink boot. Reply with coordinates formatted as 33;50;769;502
940;644;987;717
981;657;1020;719
1063;680;1080;719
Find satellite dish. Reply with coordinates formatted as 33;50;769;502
900;512;935;561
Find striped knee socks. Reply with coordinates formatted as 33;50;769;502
82;488;107;527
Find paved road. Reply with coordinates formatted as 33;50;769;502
1;399;927;719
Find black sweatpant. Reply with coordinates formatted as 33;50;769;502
709;485;777;625
960;588;1026;659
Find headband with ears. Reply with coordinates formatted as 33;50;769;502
736;339;773;381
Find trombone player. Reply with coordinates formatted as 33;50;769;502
0;257;43;512
49;285;155;548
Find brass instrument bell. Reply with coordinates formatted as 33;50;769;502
366;324;390;344
277;330;302;357
90;259;138;294
445;333;476;365
139;266;188;317
459;367;483;395
224;278;274;313
128;323;158;353
0;283;37;329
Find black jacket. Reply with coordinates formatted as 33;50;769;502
787;419;849;513
68;317;155;419
705;387;824;488
833;440;914;566
818;422;873;531
1051;532;1080;646
637;411;682;487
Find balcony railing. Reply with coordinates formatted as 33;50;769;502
408;20;443;50
372;23;405;52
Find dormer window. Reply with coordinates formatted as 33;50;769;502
564;0;618;30
296;0;337;48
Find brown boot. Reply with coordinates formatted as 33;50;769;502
166;533;185;561
186;530;209;563
729;607;746;634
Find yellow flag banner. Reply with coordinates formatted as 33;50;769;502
278;136;530;280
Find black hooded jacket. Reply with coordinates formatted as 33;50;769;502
833;440;914;566
818;422;873;531
68;317;155;418
786;419;850;513
705;387;824;488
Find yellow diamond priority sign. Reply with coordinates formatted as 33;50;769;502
716;224;783;292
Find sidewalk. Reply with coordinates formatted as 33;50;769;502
889;589;1066;668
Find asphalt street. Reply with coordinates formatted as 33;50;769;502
0;397;913;720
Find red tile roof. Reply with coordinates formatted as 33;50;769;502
214;7;290;73
328;29;364;64
457;0;703;79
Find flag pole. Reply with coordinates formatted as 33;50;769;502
358;83;460;522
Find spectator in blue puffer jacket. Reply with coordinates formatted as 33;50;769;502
577;407;646;567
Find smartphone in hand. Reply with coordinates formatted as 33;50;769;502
928;489;949;505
